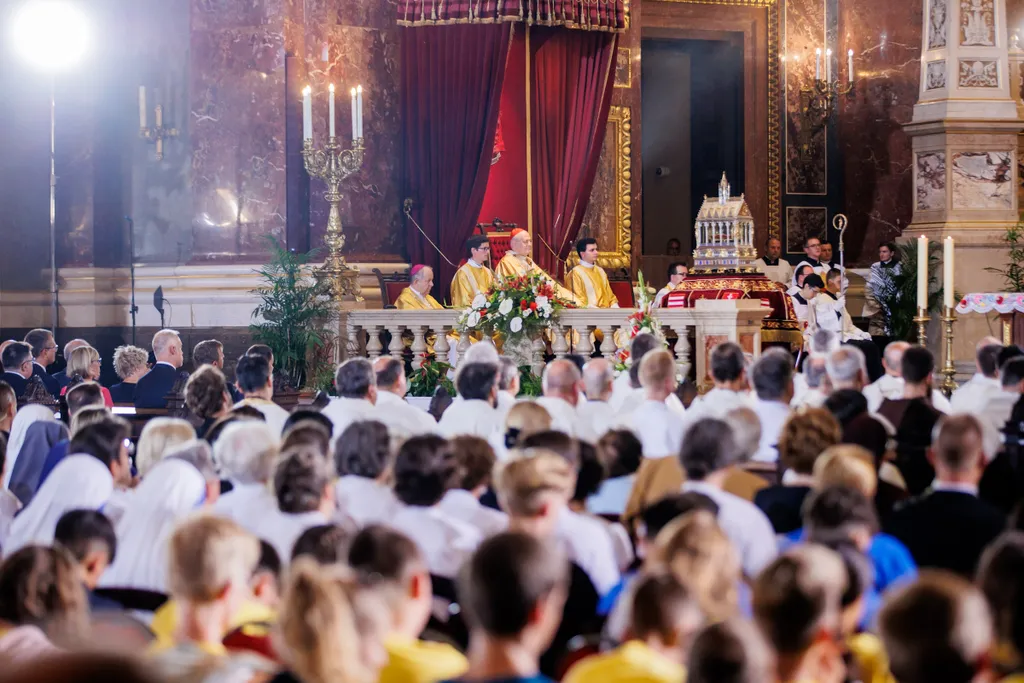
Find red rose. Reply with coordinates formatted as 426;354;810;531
520;299;529;310
960;298;968;307
997;296;1005;304
530;302;538;310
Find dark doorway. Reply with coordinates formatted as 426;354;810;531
641;37;745;258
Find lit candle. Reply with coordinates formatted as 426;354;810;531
139;86;147;129
815;48;821;80
826;48;832;81
302;86;312;141
350;87;357;140
917;235;928;311
356;85;364;139
328;84;336;138
848;49;854;83
943;236;955;309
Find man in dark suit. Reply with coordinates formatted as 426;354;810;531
23;329;60;398
884;413;1005;578
1;342;34;399
52;338;90;389
134;329;186;409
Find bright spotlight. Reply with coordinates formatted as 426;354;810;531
11;0;90;72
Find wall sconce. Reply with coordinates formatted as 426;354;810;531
138;86;178;161
784;46;857;157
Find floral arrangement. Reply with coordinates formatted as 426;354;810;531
407;359;456;398
614;271;665;374
456;272;568;340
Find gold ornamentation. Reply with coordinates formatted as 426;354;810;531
615;47;632;88
940;306;958;397
302;137;365;302
140;105;178;162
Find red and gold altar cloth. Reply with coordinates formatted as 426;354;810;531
664;273;802;347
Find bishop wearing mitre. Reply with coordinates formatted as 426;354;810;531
395;265;444;310
495;229;581;304
450;235;495;308
565;238;619;308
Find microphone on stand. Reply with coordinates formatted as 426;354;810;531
153;286;166;329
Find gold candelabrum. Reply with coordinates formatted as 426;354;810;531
795;79;855;157
940;306;958;397
140;105;178;161
301;136;365;302
913;307;930;347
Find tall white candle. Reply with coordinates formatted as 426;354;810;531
302;86;312;141
848;49;854;83
917;235;928;311
943;236;955;309
139;86;147;129
815;48;821;80
826;48;832;81
351;88;357;140
328;84;335;138
356;85;364;139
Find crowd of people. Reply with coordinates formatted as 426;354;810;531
1;324;1024;683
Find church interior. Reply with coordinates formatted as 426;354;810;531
0;0;1022;378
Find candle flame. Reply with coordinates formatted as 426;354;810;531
329;83;335;92
848;49;854;56
826;48;833;56
302;85;311;95
816;47;822;55
357;85;363;93
351;87;356;96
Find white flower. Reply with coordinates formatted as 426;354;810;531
467;310;481;328
523;309;532;318
536;295;549;308
498;298;514;316
471;294;487;309
510;316;523;333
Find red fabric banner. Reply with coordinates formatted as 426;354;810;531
397;0;627;32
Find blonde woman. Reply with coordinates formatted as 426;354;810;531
58;347;112;407
490;401;552;461
108;345;149;404
135;418;196;477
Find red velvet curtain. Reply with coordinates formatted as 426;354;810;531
401;24;513;299
530;27;618;278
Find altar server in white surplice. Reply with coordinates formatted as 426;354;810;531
371;357;438;440
212;421;280;534
259;448;334;562
654;263;689;309
565;238;620;309
577;359;616;442
333;420;401;528
536;359;594;443
438;362;503;440
389;435;483;579
756;236;794;286
320;358;379;442
950;337;1003;416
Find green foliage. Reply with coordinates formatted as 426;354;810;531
407;359;455;398
873;241;946;342
517;366;542;397
249;238;337;390
985;221;1024;293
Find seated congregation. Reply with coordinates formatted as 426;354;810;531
2;324;1024;683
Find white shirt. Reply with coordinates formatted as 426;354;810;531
334;476;400;528
654;285;677;309
261;509;329;563
792;387;828;409
437;489;508;537
389;505;483;578
438;398;502;440
628;399;688;459
750;398;791;462
682;480;777;578
234;397;291;436
577;400;616;442
213;481;279;537
932;481;980;496
321;396;379;441
756;258;794;287
372;390;439;440
586;475;635;517
863;375;952;414
686;387;751;421
979;389;1020;450
557;509;621;596
950;374;1002;416
0;490;22;550
536;396;593;442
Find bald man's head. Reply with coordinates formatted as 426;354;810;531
582;358;614;401
543;359;583;405
883;341;910;377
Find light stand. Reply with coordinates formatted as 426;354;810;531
125;215;138;345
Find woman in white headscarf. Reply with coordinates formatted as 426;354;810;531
98;458;209;593
3;405;56;489
3;454;114;555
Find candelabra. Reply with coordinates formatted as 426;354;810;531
302;136;365;302
913;308;930;347
800;78;855;123
940;307;959;397
140;104;178;161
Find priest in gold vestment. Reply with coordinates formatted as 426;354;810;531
395;265;444;310
450;235;495;308
565;238;619;308
494;229;581;305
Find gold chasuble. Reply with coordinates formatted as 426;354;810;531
495;252;581;305
566;263;619;308
395;287;443;310
450;261;495;308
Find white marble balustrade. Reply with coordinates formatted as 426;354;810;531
344;299;769;385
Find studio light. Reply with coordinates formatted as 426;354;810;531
11;0;90;72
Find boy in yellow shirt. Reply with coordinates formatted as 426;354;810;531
563;572;702;683
347;525;468;683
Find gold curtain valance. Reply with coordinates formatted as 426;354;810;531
397;0;628;32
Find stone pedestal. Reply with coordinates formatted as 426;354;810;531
905;0;1023;360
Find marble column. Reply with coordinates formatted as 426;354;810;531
905;0;1023;359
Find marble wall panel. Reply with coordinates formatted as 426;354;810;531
916;152;947;210
786;206;828;252
951;151;1014;209
784;0;827;196
926;60;948;89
